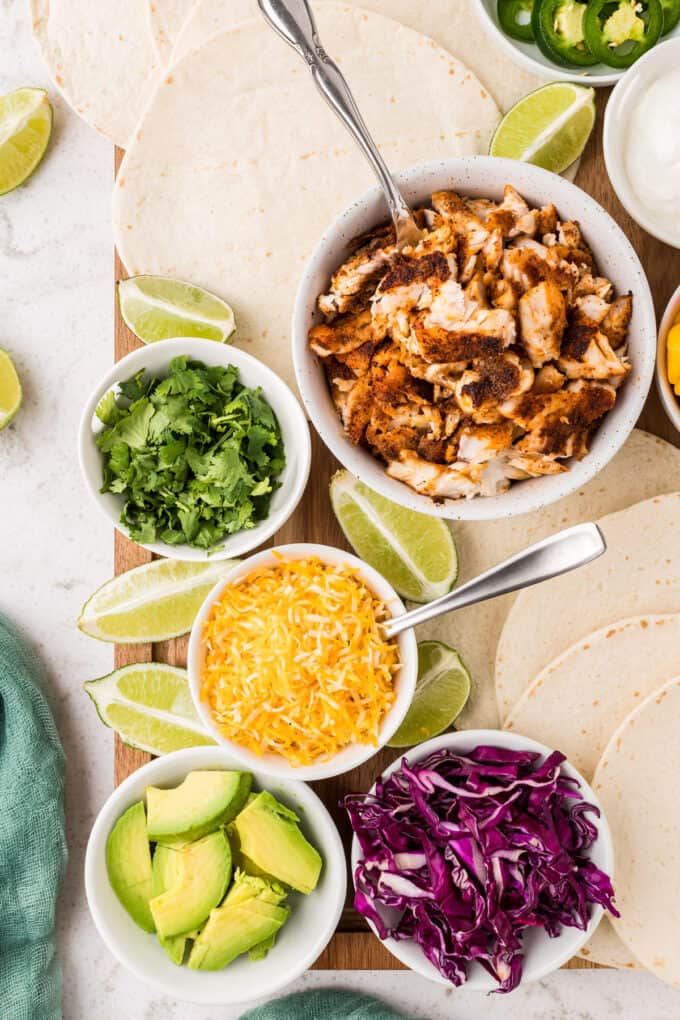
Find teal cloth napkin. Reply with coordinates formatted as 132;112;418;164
240;989;428;1019
0;613;67;1020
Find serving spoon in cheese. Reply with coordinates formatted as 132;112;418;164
382;522;606;639
257;0;425;248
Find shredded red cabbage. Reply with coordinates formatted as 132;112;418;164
345;746;618;993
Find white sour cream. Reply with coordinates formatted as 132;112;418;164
625;68;680;240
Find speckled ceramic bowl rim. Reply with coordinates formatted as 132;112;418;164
350;730;615;991
292;156;656;522
603;38;680;250
656;283;680;432
187;543;419;781
78;337;311;561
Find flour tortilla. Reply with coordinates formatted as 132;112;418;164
148;0;196;65
505;615;680;777
504;612;680;973
578;918;642;969
417;431;680;731
113;4;500;393
31;0;160;147
495;491;680;722
593;678;680;986
170;0;541;113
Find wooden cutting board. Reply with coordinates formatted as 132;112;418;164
112;92;680;972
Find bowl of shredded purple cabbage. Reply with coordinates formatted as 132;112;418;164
345;731;617;993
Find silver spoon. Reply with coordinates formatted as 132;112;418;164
383;522;606;639
257;0;424;248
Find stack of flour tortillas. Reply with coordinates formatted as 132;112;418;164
496;482;680;978
31;0;539;390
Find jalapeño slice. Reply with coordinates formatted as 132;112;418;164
660;0;680;33
583;0;664;67
533;0;599;66
498;0;535;40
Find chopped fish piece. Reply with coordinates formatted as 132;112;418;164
455;353;534;424
558;324;630;380
518;280;567;366
387;451;510;498
309;308;374;358
457;422;515;463
601;293;633;347
318;234;396;317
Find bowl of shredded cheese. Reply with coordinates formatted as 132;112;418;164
187;544;418;781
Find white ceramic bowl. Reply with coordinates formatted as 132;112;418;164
85;747;346;1006
78;337;311;561
293;156;656;521
350;730;615;991
604;38;680;249
472;0;680;86
656;284;680;432
187;543;418;781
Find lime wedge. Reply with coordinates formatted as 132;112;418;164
0;349;22;430
0;87;52;196
330;470;457;603
388;641;471;748
78;558;239;643
489;83;595;175
84;663;215;756
118;276;236;344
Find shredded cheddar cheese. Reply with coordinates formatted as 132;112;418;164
200;557;400;766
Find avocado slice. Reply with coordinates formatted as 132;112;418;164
151;845;192;965
146;770;251;842
106;801;155;933
248;933;277;962
149;830;232;938
233;791;322;894
188;871;290;971
226;821;277;881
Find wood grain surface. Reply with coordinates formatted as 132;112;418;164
112;92;680;972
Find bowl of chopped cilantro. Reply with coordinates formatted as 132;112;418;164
79;338;311;559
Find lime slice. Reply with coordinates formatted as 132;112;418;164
388;641;471;748
330;470;457;603
118;276;236;344
489;83;596;175
84;663;215;756
0;349;22;430
78;558;239;643
0;87;52;196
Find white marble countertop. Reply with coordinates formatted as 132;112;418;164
3;1;680;1017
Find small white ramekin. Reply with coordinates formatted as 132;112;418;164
351;730;615;991
84;747;346;1005
187;543;418;782
604;38;680;250
78;337;311;561
656;284;680;432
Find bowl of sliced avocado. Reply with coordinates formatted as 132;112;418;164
85;747;346;1005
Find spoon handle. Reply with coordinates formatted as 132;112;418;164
382;522;607;640
256;0;421;245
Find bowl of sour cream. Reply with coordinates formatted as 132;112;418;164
604;37;680;248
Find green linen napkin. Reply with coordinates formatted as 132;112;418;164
0;613;67;1020
240;989;428;1020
